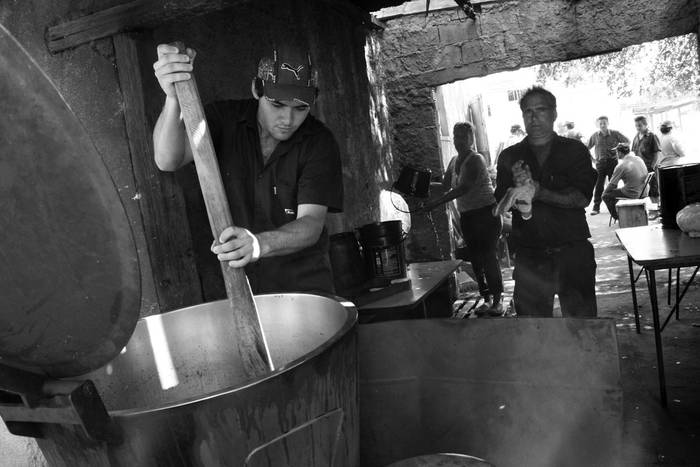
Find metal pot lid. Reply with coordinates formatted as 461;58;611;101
0;24;140;378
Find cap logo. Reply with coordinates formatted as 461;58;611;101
280;63;304;80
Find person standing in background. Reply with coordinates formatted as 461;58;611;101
631;115;662;203
421;122;504;317
586;116;629;215
658;120;686;168
564;121;583;142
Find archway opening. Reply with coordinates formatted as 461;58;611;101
435;33;700;171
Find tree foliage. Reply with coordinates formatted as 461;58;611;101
535;34;700;102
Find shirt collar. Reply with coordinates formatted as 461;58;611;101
524;131;557;148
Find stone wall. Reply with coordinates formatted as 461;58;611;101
373;0;699;260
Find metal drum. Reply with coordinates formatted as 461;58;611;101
31;294;358;466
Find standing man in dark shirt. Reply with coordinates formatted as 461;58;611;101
152;43;343;295
631;115;662;203
494;87;598;318
587;116;629;215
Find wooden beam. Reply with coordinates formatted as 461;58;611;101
112;32;203;311
47;0;249;53
374;0;499;20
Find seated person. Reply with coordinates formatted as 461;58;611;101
602;143;648;220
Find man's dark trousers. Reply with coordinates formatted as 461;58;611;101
513;240;597;317
593;158;617;211
602;187;627;220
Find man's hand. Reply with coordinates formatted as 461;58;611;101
493;183;536;216
512;160;531;187
211;226;261;268
492;160;537;217
153;44;196;98
512;161;539;192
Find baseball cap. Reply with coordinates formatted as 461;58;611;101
257;45;318;106
660;120;673;129
614;142;630;153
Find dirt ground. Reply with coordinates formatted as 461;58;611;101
467;202;700;466
591;206;700;466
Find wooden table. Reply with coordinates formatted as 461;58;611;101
615;225;700;407
356;260;462;323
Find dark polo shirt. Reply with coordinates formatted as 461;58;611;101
495;134;597;249
632;131;661;171
587;129;629;163
205;99;343;295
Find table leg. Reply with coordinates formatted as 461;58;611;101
667;268;672;306
676;268;680;320
647;270;667;408
627;255;641;334
661;266;699;331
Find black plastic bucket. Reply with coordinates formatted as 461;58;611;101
393;165;431;198
329;232;367;293
357;221;407;281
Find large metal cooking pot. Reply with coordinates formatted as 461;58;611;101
32;294;358;466
0;23;358;466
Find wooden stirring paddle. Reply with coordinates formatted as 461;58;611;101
171;42;272;377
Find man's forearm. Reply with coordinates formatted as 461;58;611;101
153;96;188;171
257;216;325;258
424;186;468;211
535;186;589;209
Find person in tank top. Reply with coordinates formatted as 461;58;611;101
420;122;504;316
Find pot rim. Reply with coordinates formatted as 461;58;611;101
103;293;357;418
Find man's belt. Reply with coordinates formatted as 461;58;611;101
515;241;587;256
